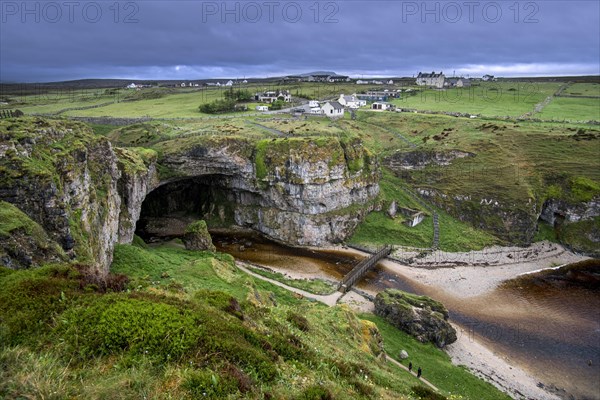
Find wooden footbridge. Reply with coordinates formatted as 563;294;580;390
338;245;393;293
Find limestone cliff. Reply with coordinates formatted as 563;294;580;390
1;118;380;273
151;136;380;245
0;118;122;274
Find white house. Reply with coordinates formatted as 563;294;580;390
255;105;269;112
372;102;394;111
242;79;248;84
180;82;186;87
225;80;234;86
321;101;345;118
416;71;445;88
387;80;394;85
126;83;138;89
356;80;369;85
482;74;495;81
338;94;366;109
256;90;291;103
308;100;319;108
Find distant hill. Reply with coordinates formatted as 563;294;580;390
299;71;338;77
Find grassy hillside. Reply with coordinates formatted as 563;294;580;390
0;242;509;399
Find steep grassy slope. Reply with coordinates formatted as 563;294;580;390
0;242;509;399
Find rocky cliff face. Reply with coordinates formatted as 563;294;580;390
0;118;122;274
539;197;600;226
152;136;380;245
1;118;380;273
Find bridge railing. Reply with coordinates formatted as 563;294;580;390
338;245;392;293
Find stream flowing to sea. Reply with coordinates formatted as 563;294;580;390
213;232;600;400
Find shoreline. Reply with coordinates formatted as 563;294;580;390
260;241;589;400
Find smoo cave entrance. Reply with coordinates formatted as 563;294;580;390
135;176;244;243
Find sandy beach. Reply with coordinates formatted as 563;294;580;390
256;241;589;400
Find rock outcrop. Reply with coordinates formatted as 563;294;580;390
1;118;380;273
183;220;216;251
384;149;475;170
149;135;380;246
539;197;600;226
374;289;457;348
0;118;123;274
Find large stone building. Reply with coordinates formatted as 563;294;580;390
416;71;445;88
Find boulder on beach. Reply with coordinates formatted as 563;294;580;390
182;220;216;252
374;289;457;348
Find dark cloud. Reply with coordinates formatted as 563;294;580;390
1;0;598;81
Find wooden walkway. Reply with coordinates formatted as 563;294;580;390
338;245;392;293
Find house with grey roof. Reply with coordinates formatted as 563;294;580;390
321;101;345;118
416;71;445;88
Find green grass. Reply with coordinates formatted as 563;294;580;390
538;97;600;121
349;169;499;251
0;238;514;400
562;83;600;97
247;266;337;295
361;314;511;400
391;82;562;118
0;201;46;239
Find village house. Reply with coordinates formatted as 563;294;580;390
321;101;345;118
416;71;446;88
255;90;292;103
372;102;394;111
482;74;495;81
337;94;366;109
327;75;350;83
225;80;234;86
356;80;369;85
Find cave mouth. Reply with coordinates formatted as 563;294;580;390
135;176;240;243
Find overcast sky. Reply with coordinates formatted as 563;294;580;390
1;0;599;82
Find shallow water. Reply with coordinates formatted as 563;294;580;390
214;232;600;400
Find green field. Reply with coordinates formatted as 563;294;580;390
392;82;562;117
562;82;600;97
538;96;600;121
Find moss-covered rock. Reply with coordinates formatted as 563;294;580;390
183;220;216;252
0;201;65;268
374;289;457;348
0;117;121;274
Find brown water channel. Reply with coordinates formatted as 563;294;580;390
213;232;600;400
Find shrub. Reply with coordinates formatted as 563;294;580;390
199;99;238;114
297;385;334;400
60;295;201;362
412;385;447;400
182;368;239;399
569;176;600;202
0;265;79;344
